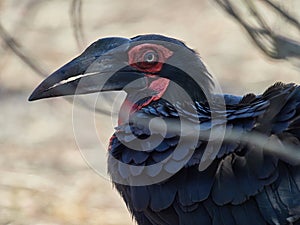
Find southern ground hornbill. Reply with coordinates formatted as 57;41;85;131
29;34;300;225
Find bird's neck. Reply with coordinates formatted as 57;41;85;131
118;78;167;124
118;78;208;125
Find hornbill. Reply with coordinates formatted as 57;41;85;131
29;34;300;225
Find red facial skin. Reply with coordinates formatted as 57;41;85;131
128;43;173;74
121;44;174;116
113;44;174;146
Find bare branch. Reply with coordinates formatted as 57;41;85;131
0;22;47;77
263;0;300;30
213;0;300;61
70;0;86;51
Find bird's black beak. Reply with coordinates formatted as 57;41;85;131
29;37;147;101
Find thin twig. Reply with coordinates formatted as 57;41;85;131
70;0;86;51
0;22;47;77
213;0;300;60
263;0;300;30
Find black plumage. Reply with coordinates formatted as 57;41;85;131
109;84;300;225
29;34;300;225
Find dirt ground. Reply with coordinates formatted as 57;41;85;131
0;0;299;225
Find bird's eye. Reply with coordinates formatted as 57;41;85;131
143;51;158;63
135;50;159;69
128;44;173;72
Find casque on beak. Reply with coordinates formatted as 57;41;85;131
29;37;147;101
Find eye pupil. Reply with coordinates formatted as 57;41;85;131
135;50;159;69
144;51;157;63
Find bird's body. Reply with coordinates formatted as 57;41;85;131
30;34;300;225
109;83;300;225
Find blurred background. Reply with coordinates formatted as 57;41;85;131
0;0;299;224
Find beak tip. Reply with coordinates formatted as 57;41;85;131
28;85;47;101
28;91;41;101
28;95;37;102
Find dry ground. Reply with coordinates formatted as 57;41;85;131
0;0;299;224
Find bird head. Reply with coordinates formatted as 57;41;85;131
29;34;214;107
